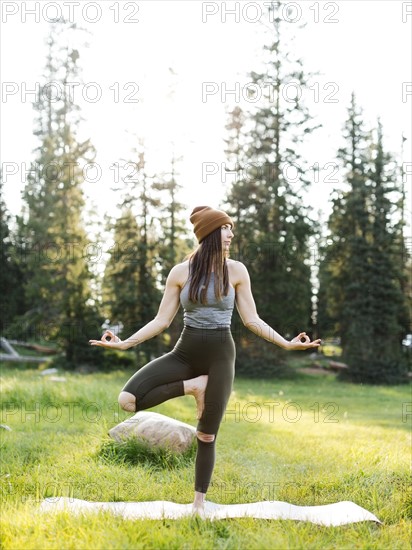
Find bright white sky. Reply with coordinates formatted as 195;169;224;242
1;0;411;234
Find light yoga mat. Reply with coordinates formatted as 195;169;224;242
39;497;381;526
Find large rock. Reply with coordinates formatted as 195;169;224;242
108;411;196;453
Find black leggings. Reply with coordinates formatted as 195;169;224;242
121;325;236;494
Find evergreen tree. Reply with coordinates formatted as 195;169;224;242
398;134;412;344
153;153;193;346
224;106;248;259
224;3;319;376
130;151;162;360
318;97;409;383
318;94;371;344
0;177;26;334
103;145;162;361
102;207;141;341
17;24;100;366
154;153;192;281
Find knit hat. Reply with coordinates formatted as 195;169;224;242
190;206;234;243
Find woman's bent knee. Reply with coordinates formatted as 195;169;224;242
196;431;215;443
118;391;136;412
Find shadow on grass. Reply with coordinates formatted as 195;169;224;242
95;437;196;470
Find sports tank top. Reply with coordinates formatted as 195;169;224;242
180;273;235;329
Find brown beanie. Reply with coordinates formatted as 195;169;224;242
190;206;234;243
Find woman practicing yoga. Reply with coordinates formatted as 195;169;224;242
89;206;321;514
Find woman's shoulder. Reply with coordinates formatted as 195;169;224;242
168;260;190;286
227;259;248;272
227;259;249;285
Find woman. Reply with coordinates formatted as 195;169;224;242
89;206;321;514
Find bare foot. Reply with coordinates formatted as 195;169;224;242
192;491;206;518
193;375;208;419
191;502;206;518
184;375;208;419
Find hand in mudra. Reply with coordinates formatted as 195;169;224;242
290;332;321;350
89;330;123;349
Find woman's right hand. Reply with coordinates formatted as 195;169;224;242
89;330;125;350
289;332;321;350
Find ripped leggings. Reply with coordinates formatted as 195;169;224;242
121;325;236;494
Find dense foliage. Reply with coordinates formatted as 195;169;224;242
318;96;410;383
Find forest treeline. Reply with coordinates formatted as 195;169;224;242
1;9;410;383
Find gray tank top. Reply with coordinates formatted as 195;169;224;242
180;273;235;329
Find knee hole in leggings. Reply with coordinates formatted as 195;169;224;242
196;431;215;443
118;391;136;412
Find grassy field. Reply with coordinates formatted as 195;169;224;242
0;360;410;550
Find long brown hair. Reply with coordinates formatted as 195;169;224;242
187;227;230;304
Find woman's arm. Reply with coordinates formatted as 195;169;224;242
89;264;184;350
233;262;321;351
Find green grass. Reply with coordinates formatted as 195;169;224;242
0;363;410;549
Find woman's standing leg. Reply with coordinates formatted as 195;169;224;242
192;330;236;511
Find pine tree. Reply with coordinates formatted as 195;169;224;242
153;153;193;346
18;24;100;366
132;151;162;360
103;145;162;361
0;176;26;334
154;153;192;281
224;3;319;376
102;208;141;339
398;135;412;347
318;97;409;383
362;121;409;379
224;106;248;259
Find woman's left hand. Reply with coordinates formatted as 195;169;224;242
89;330;125;350
289;332;321;350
